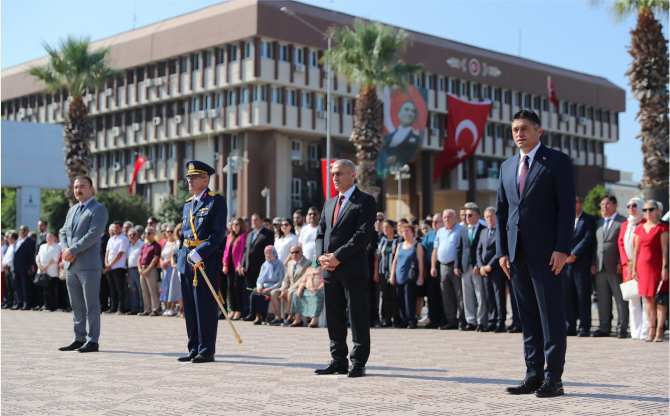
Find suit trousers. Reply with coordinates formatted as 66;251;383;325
461;265;488;326
511;237;566;381
181;262;219;356
595;271;628;334
440;262;466;326
425;274;447;326
396;280;417;326
140;267;160;312
324;275;370;366
508;277;522;329
484;268;507;327
270;287;299;317
368;276;380;323
564;265;592;332
66;267;102;343
227;271;245;313
13;271;31;306
106;268;127;312
127;268;143;313
4;270;15;306
378;276;400;324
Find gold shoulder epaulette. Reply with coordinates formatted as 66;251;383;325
208;191;216;196
185;196;194;202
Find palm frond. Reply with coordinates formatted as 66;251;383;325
590;0;669;23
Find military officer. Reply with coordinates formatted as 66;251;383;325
177;160;227;363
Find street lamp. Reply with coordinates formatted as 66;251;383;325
223;155;249;222
261;187;271;218
281;6;332;200
390;164;411;221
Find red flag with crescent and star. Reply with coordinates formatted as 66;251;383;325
547;77;559;110
128;155;148;194
433;93;491;183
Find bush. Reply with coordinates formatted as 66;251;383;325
583;184;608;220
95;190;152;229
1;188;17;232
41;189;70;233
158;182;191;226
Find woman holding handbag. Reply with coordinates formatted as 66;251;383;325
35;231;62;311
632;200;669;342
389;224;424;329
618;197;648;340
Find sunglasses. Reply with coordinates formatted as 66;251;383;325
376;218;384;222
627;204;637;209
146;232;155;235
281;223;290;227
642;208;656;212
290;251;301;255
466;214;474;218
166;230;174;233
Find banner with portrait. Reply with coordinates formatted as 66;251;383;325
376;85;428;179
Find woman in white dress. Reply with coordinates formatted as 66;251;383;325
35;231;62;311
275;218;299;264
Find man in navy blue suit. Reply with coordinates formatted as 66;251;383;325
496;109;575;398
564;195;596;337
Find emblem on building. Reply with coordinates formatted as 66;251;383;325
447;57;501;78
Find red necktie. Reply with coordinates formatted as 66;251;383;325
518;155;529;196
332;195;345;225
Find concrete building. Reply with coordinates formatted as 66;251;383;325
0;0;626;218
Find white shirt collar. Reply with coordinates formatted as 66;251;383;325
78;197;95;209
194;189;207;203
338;185;356;202
520;141;542;161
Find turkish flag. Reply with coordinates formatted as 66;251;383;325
128;155;148;194
433;94;491;183
321;159;338;200
548;78;559;110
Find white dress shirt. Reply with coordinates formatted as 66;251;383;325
337;185;357;211
127;239;145;268
106;234;130;269
36;243;62;277
516;142;542;185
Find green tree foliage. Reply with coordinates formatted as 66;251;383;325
157;182;191;227
1;188;18;232
95;191;152;229
583;184;609;219
41;189;70;233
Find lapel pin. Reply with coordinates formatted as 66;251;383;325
543;157;546;160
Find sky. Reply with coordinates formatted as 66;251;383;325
3;0;666;184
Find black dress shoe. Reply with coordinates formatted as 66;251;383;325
494;325;506;333
507;326;522;333
617;331;628;339
1;303;8;309
535;379;564;397
440;322;459;330
104;309;117;314
10;304;19;310
462;323;477;331
20;304;30;310
177;351;198;362
423;322;439;329
242;314;255;321
31;305;41;311
59;341;85;351
77;342;99;353
381;320;393;328
348;364;366;378
191;354;215;363
566;329;577;336
267;318;283;326
407;323;417;329
477;325;489;332
486;324;497;332
591;330;610;338
506;378;543;395
315;361;349;375
577;330;589;337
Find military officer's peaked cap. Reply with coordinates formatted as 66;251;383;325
185;160;216;176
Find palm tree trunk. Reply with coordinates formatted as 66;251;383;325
63;96;94;205
627;9;669;213
350;86;384;199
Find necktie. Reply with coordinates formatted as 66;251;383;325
333;195;345;225
518;155;529;196
72;204;85;226
603;218;610;237
488;227;494;245
293;262;298;275
468;226;475;265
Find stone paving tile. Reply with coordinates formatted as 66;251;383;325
2;309;668;415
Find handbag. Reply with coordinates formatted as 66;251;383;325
656;280;669;306
408;243;419;283
59;267;67;281
619;279;639;301
33;272;50;288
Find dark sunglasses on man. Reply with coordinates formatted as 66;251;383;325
642;207;656;212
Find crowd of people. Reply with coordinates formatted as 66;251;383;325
2;196;667;342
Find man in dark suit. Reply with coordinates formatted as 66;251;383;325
564;195;596;337
591;194;627;338
13;225;36;310
239;212;274;320
477;207;506;333
496;109;575;398
315;159;376;378
36;220;48;251
455;206;488;331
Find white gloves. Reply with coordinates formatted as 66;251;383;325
188;249;202;264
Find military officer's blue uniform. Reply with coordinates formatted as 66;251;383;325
177;160;227;362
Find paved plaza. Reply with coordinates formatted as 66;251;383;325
1;308;668;415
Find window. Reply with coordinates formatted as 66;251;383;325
244;41;252;59
240;88;250;104
204;95;211;110
231;134;239;152
253;85;266;102
503;90;510;104
561;102;568;114
315;95;325;111
307;181;317;199
569;103;576;116
205;51;213;67
552;134;561;148
291;178;302;203
193;97;200;113
308;144;318;160
532;96;540;110
573;137;579;150
193;54;201;70
279;45;289;62
331;98;339;113
181;56;190;73
471;83;478;98
294;48;304;65
486;123;493;137
578;105;585;118
581;139;587;151
100;153;106;168
595;109;601;121
169;143;175;159
286;90;296;106
522;94;530;108
449;79;458;94
431;113;440;129
271;87;282;104
495;124;503;138
460;82;467;96
291;141;301;160
513;92;519;106
218;48;226;64
260;41;273;59
603;111;610;123
587;107;593;119
563;136;570;149
542;98;548;111
588;140;595;152
301;92;311;109
185;141;192;159
481;85;489;100
426;75;434;90
598;142;604;154
227;91;236;106
437;77;445;92
158;144;165;160
309;50;318;67
183;100;190;114
611;112;617;125
493;88;500;102
230;45;238;62
343;99;352;115
216;93;224;108
413;74;422;88
462;161;468;180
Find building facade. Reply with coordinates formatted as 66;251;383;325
1;0;626;219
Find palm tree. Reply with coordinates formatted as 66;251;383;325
28;35;119;205
324;19;423;198
591;0;669;208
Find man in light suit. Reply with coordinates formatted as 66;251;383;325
238;213;274;320
58;177;109;353
268;245;311;326
591;194;627;338
477;207;506;333
564;195;596;337
315;159;376;378
455;206;488;331
497;109;575;397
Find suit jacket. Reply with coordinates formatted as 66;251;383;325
315;187;376;279
592;213;625;273
496;144;575;262
36;233;47;253
242;227;274;277
570;211;596;270
455;223;486;271
281;256;311;291
59;199;109;271
476;226;500;270
13;237;36;274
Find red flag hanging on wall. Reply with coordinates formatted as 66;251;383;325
320;159;338;200
548;76;559;110
433;94;491;183
128;155;148;194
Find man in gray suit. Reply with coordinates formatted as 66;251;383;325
591;194;627;338
58;177;109;353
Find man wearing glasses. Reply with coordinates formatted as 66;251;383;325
126;228;144;315
298;207;321;263
176;160;227;364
